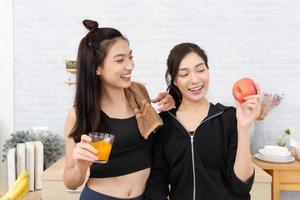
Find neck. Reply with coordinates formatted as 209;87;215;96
178;97;210;113
100;84;127;107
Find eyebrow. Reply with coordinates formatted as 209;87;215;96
113;50;133;58
179;62;205;71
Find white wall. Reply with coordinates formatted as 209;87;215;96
12;1;300;199
0;0;14;194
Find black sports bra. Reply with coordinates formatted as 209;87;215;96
89;111;153;178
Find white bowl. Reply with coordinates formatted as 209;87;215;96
263;145;289;154
259;148;291;160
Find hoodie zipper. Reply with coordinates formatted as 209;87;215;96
168;110;223;200
190;134;196;200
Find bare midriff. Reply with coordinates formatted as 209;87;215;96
87;167;150;198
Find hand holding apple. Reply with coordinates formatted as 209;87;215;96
233;78;261;130
232;78;257;103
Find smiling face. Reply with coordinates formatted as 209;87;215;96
96;38;134;89
174;52;209;103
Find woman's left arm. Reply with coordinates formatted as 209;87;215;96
234;83;261;181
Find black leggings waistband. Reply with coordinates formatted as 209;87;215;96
80;185;144;200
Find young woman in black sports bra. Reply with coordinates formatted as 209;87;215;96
63;19;174;200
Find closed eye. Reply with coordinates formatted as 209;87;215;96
178;73;188;77
116;59;124;63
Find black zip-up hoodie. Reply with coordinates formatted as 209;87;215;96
145;103;255;200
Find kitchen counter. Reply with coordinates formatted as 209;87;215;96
253;157;300;200
41;157;272;200
250;160;272;200
41;157;87;200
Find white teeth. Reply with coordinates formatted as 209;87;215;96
121;74;131;78
189;86;203;91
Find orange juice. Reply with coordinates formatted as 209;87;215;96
91;140;112;163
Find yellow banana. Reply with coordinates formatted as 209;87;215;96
1;170;29;200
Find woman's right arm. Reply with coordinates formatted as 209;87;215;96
144;130;170;200
63;108;98;190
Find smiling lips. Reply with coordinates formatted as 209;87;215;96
120;73;131;81
188;85;204;94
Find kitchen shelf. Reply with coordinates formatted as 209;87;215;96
65;79;76;86
66;68;77;73
64;60;77;85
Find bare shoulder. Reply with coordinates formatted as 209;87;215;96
64;107;77;168
67;107;76;121
64;107;76;137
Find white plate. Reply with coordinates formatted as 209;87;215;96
255;153;295;163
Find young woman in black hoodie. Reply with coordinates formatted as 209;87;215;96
145;43;261;200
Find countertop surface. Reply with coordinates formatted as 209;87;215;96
42;157;272;182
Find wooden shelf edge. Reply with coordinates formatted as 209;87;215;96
66;68;77;73
65;79;76;86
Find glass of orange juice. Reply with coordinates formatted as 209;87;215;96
89;132;115;164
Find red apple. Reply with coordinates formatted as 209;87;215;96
232;78;257;103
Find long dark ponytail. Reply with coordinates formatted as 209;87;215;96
69;19;127;143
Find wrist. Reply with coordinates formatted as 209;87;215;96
237;123;250;133
237;126;250;137
74;165;87;174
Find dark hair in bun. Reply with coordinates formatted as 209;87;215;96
69;19;129;142
83;19;99;31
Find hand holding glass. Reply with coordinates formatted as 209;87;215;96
89;132;115;163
